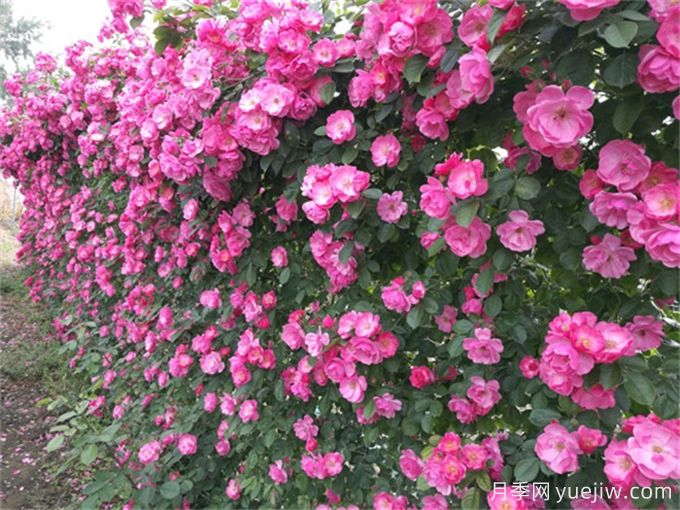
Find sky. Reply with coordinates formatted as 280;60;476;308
12;0;111;57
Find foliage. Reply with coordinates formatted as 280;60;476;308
0;0;679;509
0;0;43;97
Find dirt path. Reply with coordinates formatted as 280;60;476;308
0;222;79;509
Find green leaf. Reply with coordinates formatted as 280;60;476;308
279;267;290;284
313;126;326;136
80;444;98;465
484;295;502;317
274;380;285;401
476;472;491;492
493;249;513;271
407;306;424;329
462;488;480;510
556;50;595;86
319;81;336;105
600;363;622;389
515;177;540;200
46;435;64;452
339;242;354;264
476;268;495;295
427;237;445;258
529;408;562;427
603;20;638;48
160;481;181;500
514;457;540;482
440;44;460;72
613;96;644;134
624;373;656;405
603;52;638;88
618;10;650;22
362;188;383;200
421;413;433;433
342;147;358;164
487;9;506;43
346;199;365;219
363;399;376;420
448;337;464;358
403;55;428;85
487;43;508;64
455;200;480;227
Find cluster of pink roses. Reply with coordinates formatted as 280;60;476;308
447;376;502;424
419;153;494;259
637;6;680;94
580;140;679;273
400;432;505;497
301;451;345;480
301;163;371;224
309;230;360;293
280;308;399;407
535;311;664;408
462;327;504;365
604;414;680;489
381;276;426;313
513;83;594;171
350;0;453;107
535;422;607;474
209;203;254;274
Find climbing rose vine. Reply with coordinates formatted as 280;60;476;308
1;0;679;508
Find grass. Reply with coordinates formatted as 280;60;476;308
0;220;87;509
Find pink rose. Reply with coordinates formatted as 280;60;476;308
419;177;452;219
596;140;651;191
526;85;594;150
572;384;616;410
177;433;197;455
462;327;504;365
200;351;225;375
199;288;221;309
409;366;435;389
626;315;664;352
557;0;620;21
575;425;608;454
637;44;680;93
138;440;163;465
326;110;356;144
269;460;289;485
535;422;582;474
339;375;367;403
645;223;680;268
434;305;457;333
589;191;638;229
444;216;492;258
225;479;241;500
627;421;680;480
238;399;259;423
496;210;545;252
458;5;492;48
642;183;679;220
381;278;412;313
457;47;494;105
271;246;288;268
377;191;408;224
371;134;401;168
583;234;637;279
399;449;424;480
446;159;488;199
657;7;680;58
519;355;540;378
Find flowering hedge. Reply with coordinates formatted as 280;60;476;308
1;0;679;508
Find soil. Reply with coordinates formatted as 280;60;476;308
0;223;79;509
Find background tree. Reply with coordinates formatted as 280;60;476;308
0;0;43;97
